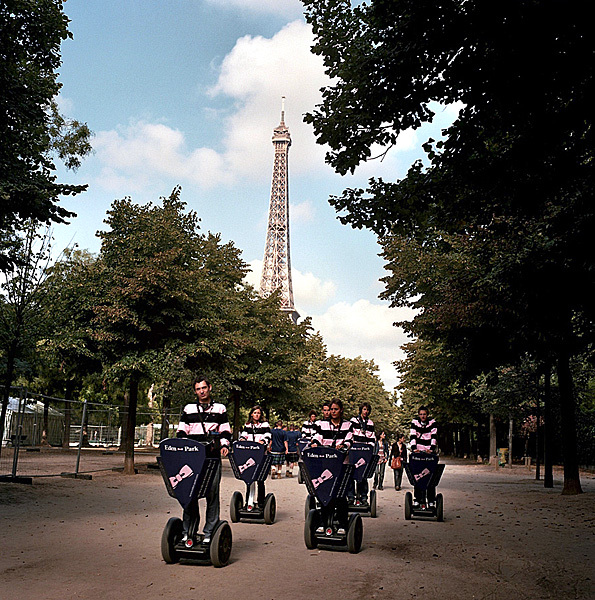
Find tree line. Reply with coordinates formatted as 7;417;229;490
302;0;594;493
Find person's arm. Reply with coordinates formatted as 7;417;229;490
410;422;418;452
261;422;272;446
218;406;232;457
430;420;438;452
176;406;189;437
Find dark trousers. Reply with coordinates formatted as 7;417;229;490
182;462;221;538
414;484;436;503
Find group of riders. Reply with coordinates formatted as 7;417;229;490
174;376;439;545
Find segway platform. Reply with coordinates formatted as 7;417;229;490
404;451;445;521
229;440;276;524
300;446;362;552
347;444;379;517
158;438;232;566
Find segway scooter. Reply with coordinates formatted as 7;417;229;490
347;444;379;518
229;440;276;524
404;451;445;521
300;446;363;553
158;438;232;567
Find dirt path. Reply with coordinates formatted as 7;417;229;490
1;458;593;600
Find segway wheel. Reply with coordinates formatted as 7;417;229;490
230;491;243;523
369;489;377;518
304;509;319;549
404;491;412;520
304;494;316;519
298;469;303;485
264;493;276;525
161;517;183;564
347;513;363;554
436;493;444;522
210;521;232;567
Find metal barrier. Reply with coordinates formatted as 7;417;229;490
0;386;179;479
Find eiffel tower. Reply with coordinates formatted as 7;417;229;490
259;97;299;324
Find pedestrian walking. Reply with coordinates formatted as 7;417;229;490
373;431;389;490
390;433;408;490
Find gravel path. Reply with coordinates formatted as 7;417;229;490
1;457;593;600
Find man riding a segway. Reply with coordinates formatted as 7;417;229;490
410;405;438;508
176;376;231;544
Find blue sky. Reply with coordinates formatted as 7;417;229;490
53;0;459;391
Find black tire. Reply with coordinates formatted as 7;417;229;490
404;491;412;520
304;509;319;549
298;469;303;485
161;517;183;564
304;494;316;519
230;491;243;523
369;489;377;518
264;493;276;525
347;513;363;554
209;521;232;567
436;493;444;522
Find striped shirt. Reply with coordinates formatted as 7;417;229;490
177;401;231;448
239;421;271;445
312;419;353;449
410;417;438;452
350;416;376;446
301;419;318;439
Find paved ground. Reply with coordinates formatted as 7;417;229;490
1;456;593;600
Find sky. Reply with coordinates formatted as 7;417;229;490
52;0;459;392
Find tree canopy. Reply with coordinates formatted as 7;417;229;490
0;0;92;269
302;0;594;493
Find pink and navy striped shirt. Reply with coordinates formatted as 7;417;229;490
239;421;272;445
410;417;438;452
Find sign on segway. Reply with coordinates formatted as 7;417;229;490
229;440;276;524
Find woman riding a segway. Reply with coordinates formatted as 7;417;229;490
310;399;353;533
238;405;271;508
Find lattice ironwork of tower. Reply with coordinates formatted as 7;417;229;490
259;98;299;324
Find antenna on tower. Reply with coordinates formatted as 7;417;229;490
281;96;286;124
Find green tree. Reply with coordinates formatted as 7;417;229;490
0;224;53;450
302;0;593;494
0;0;92;269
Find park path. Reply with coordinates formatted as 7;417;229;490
1;458;593;600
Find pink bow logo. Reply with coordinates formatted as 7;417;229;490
169;464;194;489
238;457;256;473
312;469;333;489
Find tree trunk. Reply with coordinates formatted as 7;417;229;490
489;413;498;465
146;384;154;448
543;365;554;488
123;376;139;475
0;351;17;457
62;381;75;450
41;397;50;446
160;392;171;442
535;392;541;480
507;415;513;468
557;350;582;494
231;389;241;441
119;391;129;452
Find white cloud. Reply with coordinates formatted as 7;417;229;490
309;300;417;391
245;259;336;308
92;121;227;190
204;0;303;18
208;20;331;178
290;200;315;224
244;259;413;389
89;19;442;193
